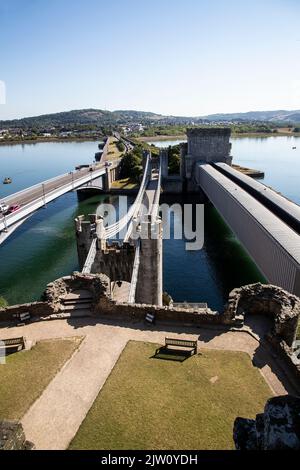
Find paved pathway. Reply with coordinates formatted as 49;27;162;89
0;317;296;449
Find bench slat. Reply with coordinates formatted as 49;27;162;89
165;338;197;348
0;337;24;347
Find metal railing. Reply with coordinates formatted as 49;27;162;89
0;166;108;234
104;153;151;240
150;155;162;219
128;240;141;303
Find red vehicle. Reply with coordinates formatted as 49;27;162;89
6;204;21;214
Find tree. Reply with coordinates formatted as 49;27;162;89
116;141;125;152
0;297;8;308
119;149;143;182
168;145;180;174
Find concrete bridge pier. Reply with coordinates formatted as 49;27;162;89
103;165;119;191
135;215;163;306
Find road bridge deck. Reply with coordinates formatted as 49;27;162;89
0;162;118;244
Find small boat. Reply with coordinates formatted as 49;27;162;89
292;146;296;150
3;177;12;184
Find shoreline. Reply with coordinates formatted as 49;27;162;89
0;137;100;147
0;132;299;148
139;132;300;142
137;135;186;142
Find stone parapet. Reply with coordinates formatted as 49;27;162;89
225;283;300;347
0;301;53;322
0;420;34;450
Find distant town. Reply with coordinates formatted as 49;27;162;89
0;108;300;144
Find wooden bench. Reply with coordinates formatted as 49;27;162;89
0;337;25;355
159;337;198;356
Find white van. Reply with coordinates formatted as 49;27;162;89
0;201;9;214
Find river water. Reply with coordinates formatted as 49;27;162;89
0;137;299;310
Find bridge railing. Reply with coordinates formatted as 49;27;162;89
128;239;141;303
104;152;151;240
82;238;97;274
0;166;108;232
1;161;114;204
2;171;75;203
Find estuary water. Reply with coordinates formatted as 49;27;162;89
0;137;299;310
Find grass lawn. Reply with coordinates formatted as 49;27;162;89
0;337;82;420
111;177;138;190
69;340;272;450
107;137;124;160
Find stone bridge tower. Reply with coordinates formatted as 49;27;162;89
181;128;232;191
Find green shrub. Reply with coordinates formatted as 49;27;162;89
0;297;8;308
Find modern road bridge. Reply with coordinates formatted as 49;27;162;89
0;161;119;245
196;163;300;297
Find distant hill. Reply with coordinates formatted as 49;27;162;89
1;108;300;129
201;110;300;122
0;109;116;128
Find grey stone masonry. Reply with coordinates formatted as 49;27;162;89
234;396;300;450
0;420;35;450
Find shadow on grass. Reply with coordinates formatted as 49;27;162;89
151;346;192;362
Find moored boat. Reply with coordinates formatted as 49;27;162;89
3;177;12;184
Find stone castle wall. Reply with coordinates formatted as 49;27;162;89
187;127;232;162
234;396;300;450
0;421;34;450
0;301;53;322
180;128;233;189
0;272;233;327
225;283;300;346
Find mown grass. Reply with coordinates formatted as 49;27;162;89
110;177;138;189
70;340;272;450
107;137;124;160
0;337;82;420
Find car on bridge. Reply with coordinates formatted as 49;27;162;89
6;204;21;215
75;164;89;170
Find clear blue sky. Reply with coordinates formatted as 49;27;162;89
0;0;299;119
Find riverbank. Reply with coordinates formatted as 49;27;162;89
139;132;300;142
1;132;299;147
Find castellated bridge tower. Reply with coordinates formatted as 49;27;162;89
181;128;233;192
